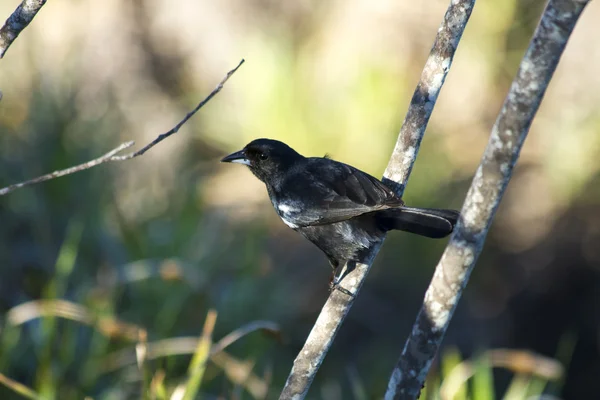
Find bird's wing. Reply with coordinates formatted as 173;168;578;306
278;159;403;227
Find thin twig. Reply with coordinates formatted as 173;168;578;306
0;0;47;59
110;59;244;161
279;1;476;398
0;142;135;196
0;59;245;196
385;0;590;398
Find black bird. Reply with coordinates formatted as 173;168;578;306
221;139;459;287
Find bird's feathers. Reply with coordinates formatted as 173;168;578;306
274;159;403;227
377;207;460;238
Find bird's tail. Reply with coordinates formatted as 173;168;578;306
377;207;460;239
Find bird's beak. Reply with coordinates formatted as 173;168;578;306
221;149;250;166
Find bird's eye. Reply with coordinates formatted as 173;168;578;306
259;153;269;160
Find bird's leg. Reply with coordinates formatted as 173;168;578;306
327;259;344;290
327;259;339;289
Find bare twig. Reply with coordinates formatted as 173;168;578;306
109;59;244;161
279;1;476;398
0;59;245;196
0;142;135;196
0;0;47;59
385;1;590;398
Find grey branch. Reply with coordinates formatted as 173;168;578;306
0;0;47;59
384;0;590;399
0;59;245;196
278;1;476;398
383;0;475;194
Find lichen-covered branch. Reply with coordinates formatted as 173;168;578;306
0;59;244;196
0;0;47;59
383;0;476;194
279;1;476;398
384;1;590;398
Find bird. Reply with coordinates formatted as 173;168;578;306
221;138;459;291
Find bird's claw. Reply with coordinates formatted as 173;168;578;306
331;283;354;297
328;275;354;297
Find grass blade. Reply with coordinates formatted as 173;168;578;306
182;309;218;400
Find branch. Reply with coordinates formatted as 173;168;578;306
279;1;476;398
0;142;135;196
0;0;47;59
0;59;245;196
384;0;590;398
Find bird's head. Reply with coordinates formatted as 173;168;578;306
221;138;304;183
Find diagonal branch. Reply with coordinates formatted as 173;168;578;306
0;59;245;196
109;59;244;161
279;1;476;398
0;0;47;59
384;0;590;398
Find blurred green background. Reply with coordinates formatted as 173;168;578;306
1;0;600;399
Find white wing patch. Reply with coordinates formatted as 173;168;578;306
281;218;299;229
277;204;300;214
277;202;301;229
